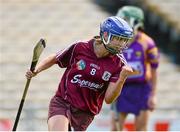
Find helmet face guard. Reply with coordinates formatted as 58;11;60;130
101;33;130;54
100;16;133;54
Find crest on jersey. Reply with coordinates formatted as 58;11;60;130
135;51;142;58
102;71;111;81
76;59;86;70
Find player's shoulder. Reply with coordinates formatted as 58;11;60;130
138;32;155;44
141;32;154;41
74;39;93;49
138;32;154;42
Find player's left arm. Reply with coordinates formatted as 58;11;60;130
147;42;160;110
148;68;158;111
105;65;133;104
151;68;157;96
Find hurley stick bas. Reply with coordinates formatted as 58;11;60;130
12;39;46;131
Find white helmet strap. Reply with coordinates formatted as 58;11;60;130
102;32;112;45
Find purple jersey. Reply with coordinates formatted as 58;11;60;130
55;39;124;115
123;32;159;82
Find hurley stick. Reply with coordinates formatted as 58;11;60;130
12;39;46;131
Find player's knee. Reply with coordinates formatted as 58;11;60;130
110;121;118;131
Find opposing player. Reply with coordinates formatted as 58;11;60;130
111;6;160;131
26;16;134;131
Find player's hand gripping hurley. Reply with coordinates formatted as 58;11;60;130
12;39;46;131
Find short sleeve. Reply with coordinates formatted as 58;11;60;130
109;68;121;82
147;41;160;69
56;43;77;68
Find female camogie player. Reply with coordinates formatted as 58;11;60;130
26;16;133;131
111;6;160;131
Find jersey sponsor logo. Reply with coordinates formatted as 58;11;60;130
76;59;86;70
102;71;111;81
70;74;104;90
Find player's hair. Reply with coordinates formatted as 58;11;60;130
93;36;102;45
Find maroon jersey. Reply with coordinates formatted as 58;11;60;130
55;39;123;115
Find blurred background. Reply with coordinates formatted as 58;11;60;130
0;0;180;131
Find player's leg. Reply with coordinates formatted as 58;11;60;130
134;110;149;131
48;96;71;131
134;82;152;130
112;83;133;130
118;112;128;130
110;102;119;131
111;111;127;131
111;111;117;131
48;115;69;131
70;106;94;131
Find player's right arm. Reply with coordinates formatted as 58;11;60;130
26;53;57;79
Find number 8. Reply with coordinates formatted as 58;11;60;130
90;68;96;75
